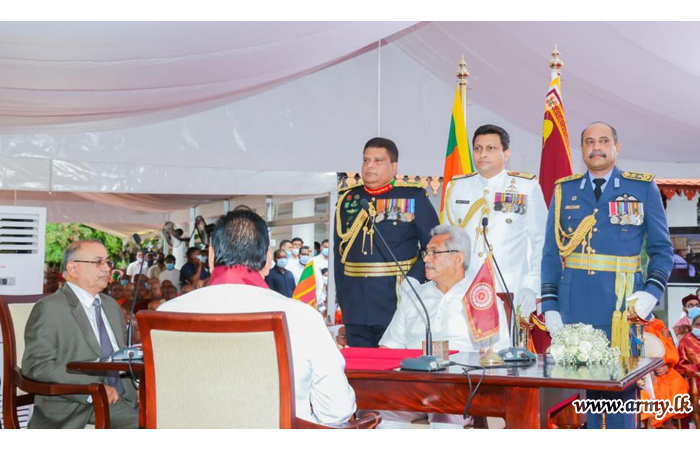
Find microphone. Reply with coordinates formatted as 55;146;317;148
359;199;439;372
480;217;535;364
111;233;145;361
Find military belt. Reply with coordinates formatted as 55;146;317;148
344;257;418;277
564;253;642;274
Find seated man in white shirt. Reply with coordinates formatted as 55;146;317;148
378;224;510;428
159;209;356;426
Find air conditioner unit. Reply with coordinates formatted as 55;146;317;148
0;206;46;295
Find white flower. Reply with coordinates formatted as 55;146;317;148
549;345;566;362
576;351;589;363
579;341;593;354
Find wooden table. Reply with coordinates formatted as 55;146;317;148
69;353;663;429
346;352;664;429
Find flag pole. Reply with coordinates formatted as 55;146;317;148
457;56;469;131
550;43;563;77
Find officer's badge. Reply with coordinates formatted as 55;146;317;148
374;198;416;223
494;192;527;215
609;194;644;226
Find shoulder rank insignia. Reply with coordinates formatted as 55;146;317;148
450;172;478;181
621;171;655;182
507;171;536;180
339;181;364;193
394;180;424;189
555;173;584;184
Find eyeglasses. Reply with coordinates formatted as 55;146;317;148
71;259;115;270
420;249;459;259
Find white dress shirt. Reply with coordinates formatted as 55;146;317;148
446;169;547;302
312;255;328;301
158;283;356;425
286;260;305;284
159;268;182;292
379;275;511;352
125;260;149;279
66;282;119;352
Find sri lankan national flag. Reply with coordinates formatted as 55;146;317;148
292;260;316;309
440;86;474;222
538;72;573;206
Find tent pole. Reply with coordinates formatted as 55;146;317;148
189;206;196;247
457;56;469;132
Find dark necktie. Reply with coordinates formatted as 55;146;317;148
593;178;605;201
93;298;124;396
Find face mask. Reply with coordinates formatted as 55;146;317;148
693;328;700;339
137;257;143;263
300;255;310;265
313;250;318;257
322;275;328;284
198;255;208;264
321;248;329;257
285;250;292;259
292;248;300;256
147;260;154;267
166;263;175;270
144;283;149;289
276;258;288;269
120;279;128;286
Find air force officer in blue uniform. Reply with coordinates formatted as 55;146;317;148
540;122;673;428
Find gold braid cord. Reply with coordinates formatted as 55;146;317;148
445;180;489;228
335;197;369;264
554;183;597;258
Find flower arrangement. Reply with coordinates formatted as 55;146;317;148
548;323;621;365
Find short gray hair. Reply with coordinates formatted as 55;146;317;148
429;225;471;270
62;239;104;274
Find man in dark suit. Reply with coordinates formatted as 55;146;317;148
22;239;138;428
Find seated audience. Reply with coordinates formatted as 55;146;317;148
639;318;690;428
265;248;296;297
159;254;181;292
110;283;127;306
180;247;211;288
147;252;166;279
159;209;356;425
148;277;163;301
378;224;510;428
674;294;700;330
22;240;138;428
678;307;700;376
163;284;178;300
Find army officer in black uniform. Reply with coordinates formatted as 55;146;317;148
334;137;439;347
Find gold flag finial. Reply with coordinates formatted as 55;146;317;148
549;44;563;76
457;55;469;88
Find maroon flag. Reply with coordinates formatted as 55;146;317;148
463;254;500;341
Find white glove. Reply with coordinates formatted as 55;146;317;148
515;288;537;318
628;291;657;319
545;311;564;334
399;276;420;300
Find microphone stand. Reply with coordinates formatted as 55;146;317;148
360;199;440;372
111;233;145;361
481;218;535;364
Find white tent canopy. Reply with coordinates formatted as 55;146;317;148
1;21;699;233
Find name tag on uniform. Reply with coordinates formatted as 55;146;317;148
565;205;580;210
456;200;470;204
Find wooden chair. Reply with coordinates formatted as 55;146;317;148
136;310;380;429
0;295;110;429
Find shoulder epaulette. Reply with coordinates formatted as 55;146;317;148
450;172;478;181
508;171;537;180
555;173;584;184
621;171;655;182
338;181;364;193
394;180;424;189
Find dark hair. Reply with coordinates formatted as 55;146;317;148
291;237;303;244
321;239;329;246
279;239;291;249
273;249;286;260
211;209;270;271
682;294;699;308
165;254;176;263
186;247;200;258
580;122;618;145
472;124;510;150
300;245;310;253
364;137;399;163
321;268;328;276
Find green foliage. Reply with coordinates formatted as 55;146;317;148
45;223;125;269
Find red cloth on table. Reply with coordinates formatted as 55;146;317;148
341;347;457;371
